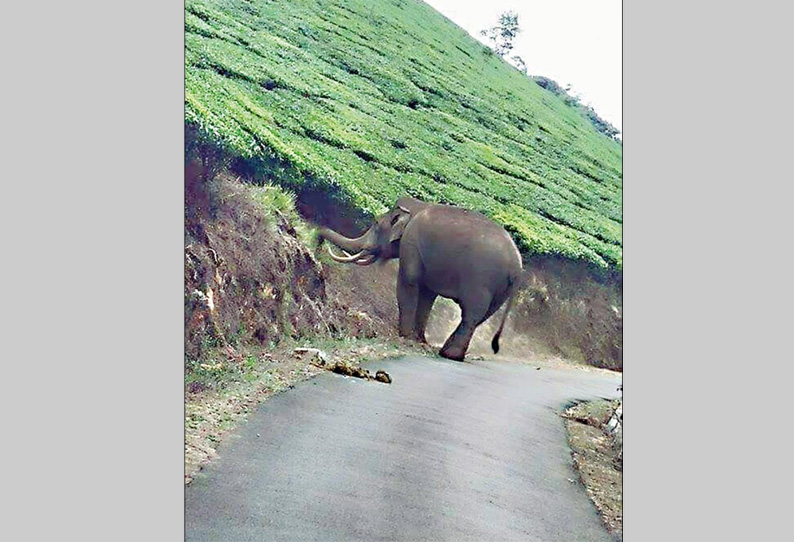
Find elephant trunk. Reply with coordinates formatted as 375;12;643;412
318;226;373;255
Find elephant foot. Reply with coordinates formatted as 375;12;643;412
439;346;466;362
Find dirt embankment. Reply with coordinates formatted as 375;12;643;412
185;167;401;370
511;258;622;370
185;157;622;372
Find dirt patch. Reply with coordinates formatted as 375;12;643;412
562;398;623;540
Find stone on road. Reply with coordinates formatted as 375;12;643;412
185;356;621;541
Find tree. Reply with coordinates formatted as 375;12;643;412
480;11;521;58
510;55;527;74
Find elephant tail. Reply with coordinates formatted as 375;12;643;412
491;279;520;354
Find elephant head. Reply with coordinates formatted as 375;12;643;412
318;197;426;265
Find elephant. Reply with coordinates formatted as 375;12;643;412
317;197;523;361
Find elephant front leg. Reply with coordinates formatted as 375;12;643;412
412;287;437;344
396;278;418;339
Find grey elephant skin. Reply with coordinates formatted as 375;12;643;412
318;197;523;361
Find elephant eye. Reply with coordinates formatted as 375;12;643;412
390;214;400;226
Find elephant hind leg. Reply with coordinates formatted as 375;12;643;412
439;318;480;361
483;287;510;324
439;294;491;361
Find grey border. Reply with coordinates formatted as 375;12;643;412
625;1;791;539
4;3;185;540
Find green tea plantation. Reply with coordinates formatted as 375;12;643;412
185;0;622;270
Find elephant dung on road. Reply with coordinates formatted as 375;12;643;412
318;197;523;361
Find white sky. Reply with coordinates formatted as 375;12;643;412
423;0;622;132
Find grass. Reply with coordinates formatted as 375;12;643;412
185;0;622;270
248;182;317;245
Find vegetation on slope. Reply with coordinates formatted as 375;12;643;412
532;76;621;140
185;0;622;270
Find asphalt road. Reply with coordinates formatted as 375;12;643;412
185;356;622;541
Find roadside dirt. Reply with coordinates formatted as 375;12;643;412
563;398;623;540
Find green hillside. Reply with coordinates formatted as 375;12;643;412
185;0;623;270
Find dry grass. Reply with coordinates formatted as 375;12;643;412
563;399;623;540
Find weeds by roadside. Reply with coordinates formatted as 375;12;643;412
562;398;623;540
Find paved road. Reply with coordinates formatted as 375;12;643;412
186;356;622;541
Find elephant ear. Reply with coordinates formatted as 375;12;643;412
388;209;411;243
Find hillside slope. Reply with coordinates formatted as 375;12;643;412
185;0;622;270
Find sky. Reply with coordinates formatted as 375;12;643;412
422;0;622;132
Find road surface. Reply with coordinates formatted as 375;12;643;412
185;356;621;541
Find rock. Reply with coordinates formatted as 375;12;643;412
605;399;622;469
375;370;392;384
351;367;371;379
